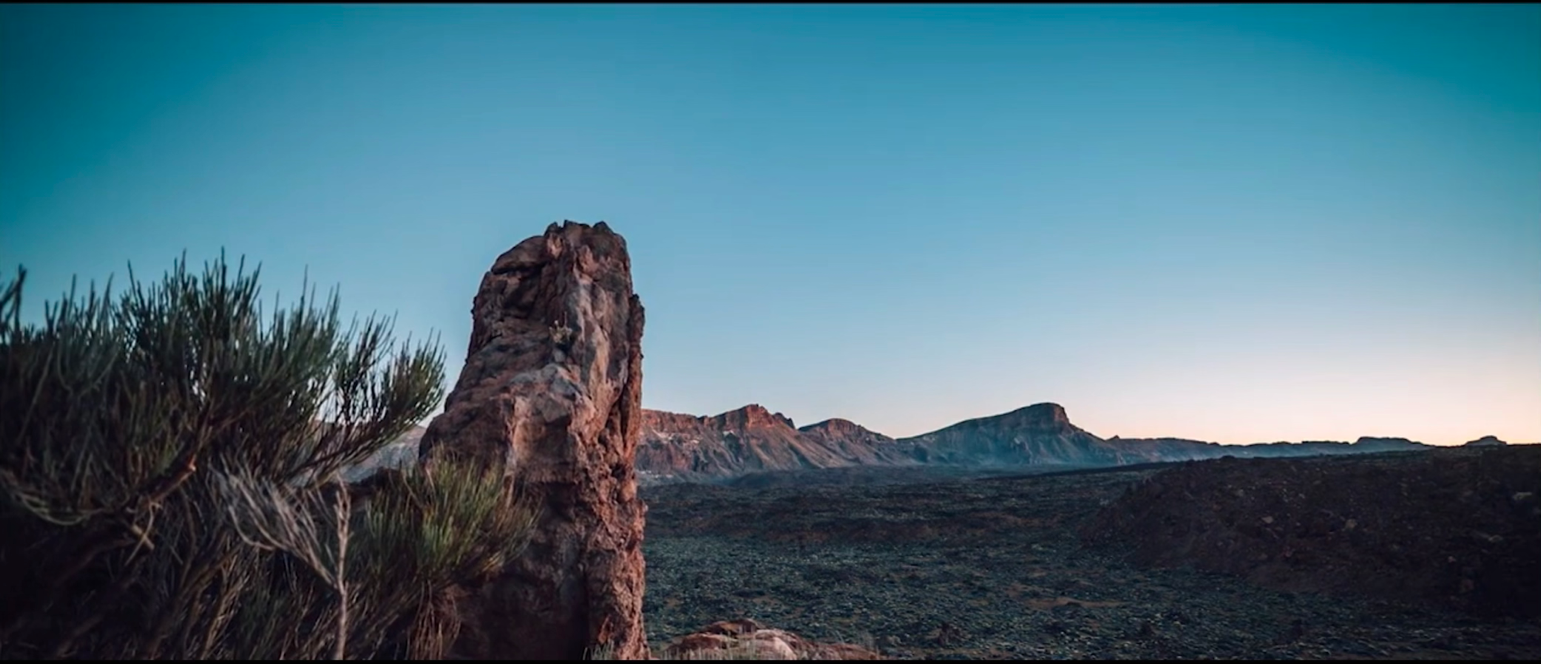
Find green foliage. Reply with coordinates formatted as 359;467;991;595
0;254;531;660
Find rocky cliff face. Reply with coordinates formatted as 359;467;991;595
418;220;648;660
636;405;870;483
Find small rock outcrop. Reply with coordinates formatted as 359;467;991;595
418;220;648;659
664;619;883;660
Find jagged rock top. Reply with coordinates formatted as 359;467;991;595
800;418;874;435
493;219;629;273
717;404;796;430
642;405;796;432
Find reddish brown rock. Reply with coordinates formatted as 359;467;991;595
663;619;884;660
419;220;648;660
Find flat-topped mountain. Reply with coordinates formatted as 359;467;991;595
897;402;1122;466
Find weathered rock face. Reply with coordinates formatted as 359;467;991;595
418;220;647;660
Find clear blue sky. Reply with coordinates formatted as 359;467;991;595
3;4;1538;445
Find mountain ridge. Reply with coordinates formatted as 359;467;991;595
355;402;1458;485
633;401;1439;484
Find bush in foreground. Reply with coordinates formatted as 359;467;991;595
0;254;531;660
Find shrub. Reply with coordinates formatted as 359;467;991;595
0;253;532;660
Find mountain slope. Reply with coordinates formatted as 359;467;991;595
636;405;872;483
797;418;916;466
893;403;1123;466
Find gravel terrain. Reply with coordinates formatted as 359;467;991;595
640;452;1541;660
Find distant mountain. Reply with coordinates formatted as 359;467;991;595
1108;435;1430;460
1101;436;1229;462
796;418;915;466
635;405;895;483
1463;435;1509;448
633;402;1440;483
895;403;1124;467
364;401;1448;485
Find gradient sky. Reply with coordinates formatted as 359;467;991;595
3;4;1538;445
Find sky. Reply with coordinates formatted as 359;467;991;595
2;4;1538;445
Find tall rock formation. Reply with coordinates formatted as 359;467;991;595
418;220;648;660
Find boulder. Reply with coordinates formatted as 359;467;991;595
419;220;648;659
663;619;884;660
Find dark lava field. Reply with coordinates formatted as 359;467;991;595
641;446;1541;660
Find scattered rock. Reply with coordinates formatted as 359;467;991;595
931;621;967;646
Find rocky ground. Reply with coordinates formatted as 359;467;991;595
640;447;1541;660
